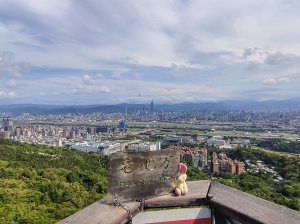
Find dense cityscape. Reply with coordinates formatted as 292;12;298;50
1;103;300;182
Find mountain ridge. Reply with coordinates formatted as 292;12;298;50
1;99;300;115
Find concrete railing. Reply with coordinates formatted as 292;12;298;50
58;180;300;224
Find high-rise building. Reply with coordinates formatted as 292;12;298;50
225;160;236;174
151;100;154;114
2;117;13;132
236;161;245;174
213;161;220;174
119;121;128;132
87;127;95;135
15;127;22;138
96;125;112;133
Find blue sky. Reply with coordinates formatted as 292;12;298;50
1;0;300;104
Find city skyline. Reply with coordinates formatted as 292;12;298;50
1;0;300;104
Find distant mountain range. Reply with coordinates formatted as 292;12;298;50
1;99;300;115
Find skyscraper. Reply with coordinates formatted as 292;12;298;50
151;100;154;114
2;117;13;132
119;121;128;132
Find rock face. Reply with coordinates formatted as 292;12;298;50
108;149;180;202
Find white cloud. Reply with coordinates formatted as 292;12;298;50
0;90;16;97
277;77;290;83
15;74;228;104
264;52;299;65
67;86;110;95
1;1;300;103
170;63;203;77
82;74;104;85
242;48;267;63
2;0;300;68
123;56;138;64
5;79;17;88
82;74;93;85
263;77;290;85
0;51;30;78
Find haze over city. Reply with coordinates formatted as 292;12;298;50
1;0;300;105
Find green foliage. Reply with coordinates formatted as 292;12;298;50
187;146;300;211
257;138;300;154
180;157;209;181
186;165;209;181
143;135;163;142
217;147;300;211
0;140;109;223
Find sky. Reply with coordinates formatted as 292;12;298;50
1;0;300;105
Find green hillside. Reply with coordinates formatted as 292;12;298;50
214;147;300;211
1;140;299;223
0;140;109;224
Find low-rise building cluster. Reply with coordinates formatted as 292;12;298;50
207;136;250;148
163;135;194;145
128;142;161;152
247;160;284;182
0;117;129;147
210;152;245;175
165;145;208;169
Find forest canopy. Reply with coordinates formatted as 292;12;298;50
0;140;109;224
257;138;300;154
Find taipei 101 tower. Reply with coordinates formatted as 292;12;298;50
151;100;154;114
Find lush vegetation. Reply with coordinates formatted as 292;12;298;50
215;147;300;211
170;143;300;211
1;139;299;223
0;140;109;224
256;138;300;154
186;165;209;181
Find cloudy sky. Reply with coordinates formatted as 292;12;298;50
1;0;300;105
